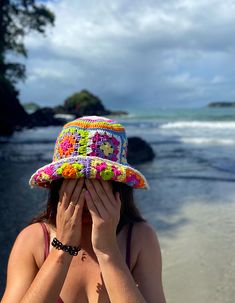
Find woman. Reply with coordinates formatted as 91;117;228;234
1;116;166;303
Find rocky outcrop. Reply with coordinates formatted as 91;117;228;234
54;90;128;117
63;90;111;117
127;137;155;164
1;86;128;136
29;107;65;127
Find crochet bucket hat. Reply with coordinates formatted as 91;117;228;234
29;116;149;189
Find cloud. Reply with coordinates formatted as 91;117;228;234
18;0;235;109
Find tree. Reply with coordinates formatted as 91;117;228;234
0;0;55;135
0;0;55;84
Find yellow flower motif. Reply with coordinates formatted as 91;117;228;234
41;172;50;180
100;142;114;156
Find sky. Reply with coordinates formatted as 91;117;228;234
18;0;235;110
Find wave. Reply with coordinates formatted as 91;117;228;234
160;121;235;129
146;173;235;182
181;137;235;145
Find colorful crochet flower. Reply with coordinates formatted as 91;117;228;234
41;172;50;181
58;135;76;158
44;165;54;176
111;165;122;177
53;128;89;161
100;142;114;156
100;167;114;180
89;132;120;161
95;162;107;172
56;163;84;178
126;168;142;187
93;162;122;181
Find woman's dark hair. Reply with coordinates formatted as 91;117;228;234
30;178;145;233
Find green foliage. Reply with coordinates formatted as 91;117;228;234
0;0;55;84
65;90;102;108
64;90;106;115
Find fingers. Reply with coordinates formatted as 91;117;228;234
58;179;75;210
57;179;68;210
64;179;81;208
100;179;117;207
59;178;69;198
71;189;86;221
86;178;118;208
84;190;100;220
60;178;85;210
85;179;108;217
70;178;85;205
88;179;110;208
85;179;121;221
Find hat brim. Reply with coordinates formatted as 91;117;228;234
29;156;149;189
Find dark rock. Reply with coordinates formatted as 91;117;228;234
53;105;69;115
29;107;65;127
208;102;235;108
0;78;30;136
127;137;155;165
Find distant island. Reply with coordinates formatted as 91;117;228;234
208;102;235;108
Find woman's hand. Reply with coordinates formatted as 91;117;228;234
56;178;85;247
84;178;121;255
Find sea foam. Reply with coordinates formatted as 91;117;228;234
181;137;235;145
160;121;235;129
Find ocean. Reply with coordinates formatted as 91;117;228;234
0;107;235;302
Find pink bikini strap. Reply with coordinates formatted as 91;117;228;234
40;222;50;260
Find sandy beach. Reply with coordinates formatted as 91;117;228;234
135;178;235;303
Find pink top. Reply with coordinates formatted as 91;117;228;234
40;222;133;303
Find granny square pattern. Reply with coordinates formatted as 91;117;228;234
29;116;149;189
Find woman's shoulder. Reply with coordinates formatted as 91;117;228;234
15;222;48;268
132;221;161;252
133;221;159;239
17;222;45;242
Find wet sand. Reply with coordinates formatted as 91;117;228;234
135;179;235;303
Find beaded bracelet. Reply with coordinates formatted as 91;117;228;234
51;237;81;256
